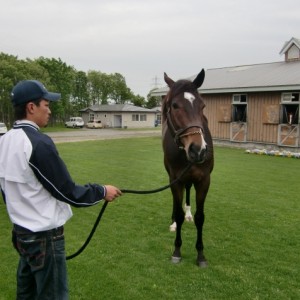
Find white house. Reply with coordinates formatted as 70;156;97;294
80;104;160;128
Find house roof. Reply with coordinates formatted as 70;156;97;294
80;103;154;113
152;59;300;96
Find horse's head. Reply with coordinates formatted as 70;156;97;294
162;69;209;164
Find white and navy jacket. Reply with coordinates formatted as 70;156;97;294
0;120;106;232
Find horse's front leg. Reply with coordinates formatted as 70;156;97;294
171;183;185;263
185;182;193;222
194;177;210;268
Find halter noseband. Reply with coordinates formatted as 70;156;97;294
166;107;204;148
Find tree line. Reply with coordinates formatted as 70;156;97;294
0;52;161;126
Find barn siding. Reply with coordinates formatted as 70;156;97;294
202;94;231;140
202;91;291;146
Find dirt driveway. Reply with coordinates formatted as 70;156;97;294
46;128;161;143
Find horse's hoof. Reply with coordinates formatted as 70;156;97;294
169;222;177;232
197;260;208;268
171;256;181;264
185;215;194;222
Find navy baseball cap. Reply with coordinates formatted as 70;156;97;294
11;80;61;106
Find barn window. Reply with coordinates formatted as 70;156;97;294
232;94;247;122
280;93;300;124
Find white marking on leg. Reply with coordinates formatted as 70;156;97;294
169;221;177;232
185;205;194;222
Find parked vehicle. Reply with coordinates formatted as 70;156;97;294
65;117;84;128
86;120;103;129
0;122;7;136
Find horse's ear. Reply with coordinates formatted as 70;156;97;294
193;69;205;88
164;72;174;87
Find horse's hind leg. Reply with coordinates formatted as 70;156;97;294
184;183;193;222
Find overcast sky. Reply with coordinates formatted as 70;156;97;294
1;0;299;98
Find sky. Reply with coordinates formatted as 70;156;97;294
0;0;299;98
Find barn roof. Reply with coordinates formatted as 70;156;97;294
80;103;154;113
152;59;300;96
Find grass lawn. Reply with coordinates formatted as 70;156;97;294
0;137;299;299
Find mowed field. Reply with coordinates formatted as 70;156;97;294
0;136;299;299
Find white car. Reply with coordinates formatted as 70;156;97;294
65;117;84;128
86;120;103;129
0;122;7;136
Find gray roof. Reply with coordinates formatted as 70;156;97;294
80;103;154;113
152;59;300;96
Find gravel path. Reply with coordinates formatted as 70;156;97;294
46;128;161;143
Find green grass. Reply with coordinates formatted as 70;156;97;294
0;137;299;299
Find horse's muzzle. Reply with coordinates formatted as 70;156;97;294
187;143;207;164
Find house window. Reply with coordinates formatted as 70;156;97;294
156;114;161;125
280;93;300;124
89;113;95;121
132;114;139;121
232;94;247;122
140;114;147;121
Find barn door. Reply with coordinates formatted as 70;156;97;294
278;124;299;147
230;122;247;142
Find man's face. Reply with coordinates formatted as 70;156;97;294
27;99;51;128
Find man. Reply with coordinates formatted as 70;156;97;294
0;80;122;299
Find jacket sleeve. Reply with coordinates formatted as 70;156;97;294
29;137;106;207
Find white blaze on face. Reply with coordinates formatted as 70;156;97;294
184;92;195;106
200;129;207;150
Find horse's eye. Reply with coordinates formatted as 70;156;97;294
172;102;179;109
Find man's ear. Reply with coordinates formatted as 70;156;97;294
26;102;35;114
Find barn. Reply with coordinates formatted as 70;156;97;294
79;103;159;128
152;37;300;149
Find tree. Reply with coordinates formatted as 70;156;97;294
73;71;90;110
35;57;76;121
145;89;162;109
109;73;132;104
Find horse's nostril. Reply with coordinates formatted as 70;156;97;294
188;143;206;163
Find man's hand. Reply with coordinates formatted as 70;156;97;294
104;185;122;202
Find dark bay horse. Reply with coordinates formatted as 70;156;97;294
162;69;214;267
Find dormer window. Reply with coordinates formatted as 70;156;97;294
280;37;300;62
287;44;300;60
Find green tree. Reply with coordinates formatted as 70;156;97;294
131;94;146;107
146;89;161;109
87;70;105;105
35;57;76;122
73;71;90;110
109;73;132;104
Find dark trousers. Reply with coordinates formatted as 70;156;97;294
12;224;69;300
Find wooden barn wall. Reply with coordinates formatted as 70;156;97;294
202;94;232;140
202;92;281;144
247;92;281;144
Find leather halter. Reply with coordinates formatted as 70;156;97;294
166;107;204;148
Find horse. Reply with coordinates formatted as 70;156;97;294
169;185;193;232
162;69;214;267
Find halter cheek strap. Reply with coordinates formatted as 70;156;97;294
166;108;204;148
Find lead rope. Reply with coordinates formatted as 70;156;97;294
66;163;192;260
